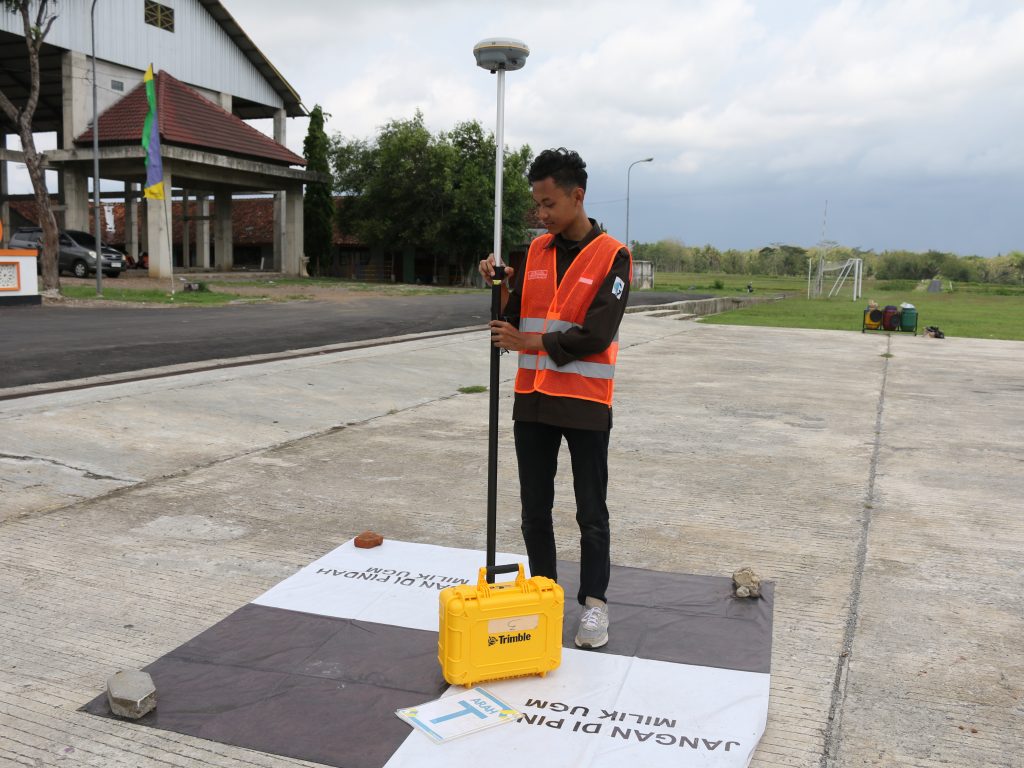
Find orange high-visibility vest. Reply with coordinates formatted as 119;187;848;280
515;232;630;406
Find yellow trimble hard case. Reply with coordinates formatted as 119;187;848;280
439;564;564;687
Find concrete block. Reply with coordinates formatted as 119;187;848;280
106;669;156;719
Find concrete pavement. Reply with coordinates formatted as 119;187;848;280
1;317;1021;767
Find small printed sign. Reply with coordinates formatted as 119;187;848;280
0;263;20;291
397;687;520;744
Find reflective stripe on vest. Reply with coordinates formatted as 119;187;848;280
521;315;620;343
518;355;616;379
514;232;628;405
519;316;579;334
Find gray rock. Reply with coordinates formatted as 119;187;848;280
106;670;157;719
733;567;762;599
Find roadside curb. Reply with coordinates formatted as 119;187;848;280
0;324;484;402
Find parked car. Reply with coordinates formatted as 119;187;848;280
8;226;124;278
63;230;126;278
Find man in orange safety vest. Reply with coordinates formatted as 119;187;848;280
479;148;631;649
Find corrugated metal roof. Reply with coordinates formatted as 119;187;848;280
74;70;304;167
197;0;304;117
0;0;304;120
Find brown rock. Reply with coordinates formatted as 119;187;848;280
732;567;762;598
354;531;384;548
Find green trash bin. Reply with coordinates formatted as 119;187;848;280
900;305;917;332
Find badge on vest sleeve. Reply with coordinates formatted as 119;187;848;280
612;276;625;299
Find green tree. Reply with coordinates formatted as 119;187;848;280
441;120;533;282
1009;251;1024;285
302;105;334;276
333;111;449;274
632;239;688;272
720;249;747;274
0;0;59;294
331;111;532;284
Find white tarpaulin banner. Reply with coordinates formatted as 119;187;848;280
386;646;768;767
87;539;773;768
253;540;527;631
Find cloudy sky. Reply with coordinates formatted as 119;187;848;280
11;0;1022;256
219;0;1022;256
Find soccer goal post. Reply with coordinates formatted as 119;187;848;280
808;256;862;300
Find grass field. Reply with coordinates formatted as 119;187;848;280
206;277;476;295
651;273;1024;341
60;285;255;305
653;272;807;294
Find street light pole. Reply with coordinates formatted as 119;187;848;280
473;37;529;582
625;157;653;251
91;0;102;296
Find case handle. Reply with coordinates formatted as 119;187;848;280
477;563;526;594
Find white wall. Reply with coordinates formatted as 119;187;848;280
0;0;282;110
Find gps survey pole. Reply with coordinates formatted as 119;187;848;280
473;38;529;582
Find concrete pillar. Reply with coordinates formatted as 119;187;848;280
146;162;173;279
62;170;90;231
59;48;95;232
181;189;190;268
283;184;305;276
60;51;89;149
197;196;211;268
273;108;286;146
217;92;232;113
125;182;139;264
1;134;8;247
272;109;287;273
214;190;233;271
272;192;285;272
140;199;149;255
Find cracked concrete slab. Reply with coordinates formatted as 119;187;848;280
0;319;1021;768
0;454;134;520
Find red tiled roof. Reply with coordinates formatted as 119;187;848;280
75;70;304;167
231;198;361;246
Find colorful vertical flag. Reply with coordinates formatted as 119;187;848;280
142;64;164;200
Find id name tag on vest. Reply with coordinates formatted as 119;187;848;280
528;269;548;280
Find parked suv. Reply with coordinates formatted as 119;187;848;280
8;227;124;278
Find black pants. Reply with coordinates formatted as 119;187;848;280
514;420;610;606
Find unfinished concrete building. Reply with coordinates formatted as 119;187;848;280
0;0;316;277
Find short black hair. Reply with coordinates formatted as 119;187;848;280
527;148;588;193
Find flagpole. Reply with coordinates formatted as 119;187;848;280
91;0;103;297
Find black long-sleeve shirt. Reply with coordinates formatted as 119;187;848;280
503;220;631;431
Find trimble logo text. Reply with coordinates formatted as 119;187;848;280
488;632;532;647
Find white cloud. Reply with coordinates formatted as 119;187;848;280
227;0;1023;178
6;0;1019;253
214;0;1024;252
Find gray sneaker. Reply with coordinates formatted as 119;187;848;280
574;597;609;649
